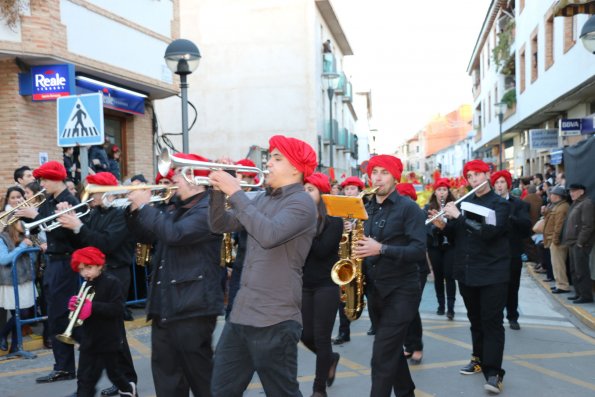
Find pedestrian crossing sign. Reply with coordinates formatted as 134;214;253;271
57;93;104;147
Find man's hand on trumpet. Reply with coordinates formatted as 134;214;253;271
209;170;241;196
127;188;152;211
55;202;82;231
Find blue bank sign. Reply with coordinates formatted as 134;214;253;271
31;64;75;101
559;118;595;136
75;77;145;115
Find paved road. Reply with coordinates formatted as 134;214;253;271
2;267;595;397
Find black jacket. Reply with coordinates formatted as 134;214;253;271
302;216;343;289
445;189;511;286
126;191;223;323
73;206;134;269
80;272;124;352
506;195;532;258
364;190;426;297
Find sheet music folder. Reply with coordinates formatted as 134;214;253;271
321;195;369;220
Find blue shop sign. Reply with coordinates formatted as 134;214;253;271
550;148;563;165
559;118;595;136
18;64;76;101
75;76;145;115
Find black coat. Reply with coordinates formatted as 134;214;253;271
126;191;224;323
80;272;124;352
302;216;343;288
506;195;532;258
445;189;511;286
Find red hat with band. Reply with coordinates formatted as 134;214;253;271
433;178;450;190
304;173;331;194
33;161;67;181
71;247;106;272
463;159;490;180
397;183;417;201
235;159;257;178
366;155;403;180
340;176;365;190
269;135;317;177
86;172;118;186
490;170;512;189
174;153;210;177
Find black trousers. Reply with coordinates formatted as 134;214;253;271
506;257;522;321
369;286;420;397
44;256;80;374
428;247;456;312
77;350;131;397
569;245;594;300
404;274;428;353
211;320;303;397
301;285;340;393
336;301;350;337
458;282;508;380
152;316;217;397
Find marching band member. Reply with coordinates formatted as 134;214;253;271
354;155;426;397
66;247;137;397
13;166;35;189
302;172;342;397
17;161;81;383
433;160;511;394
209;135;317;397
425;178;457;319
57;172;138;396
491;170;531;331
126;154;223;397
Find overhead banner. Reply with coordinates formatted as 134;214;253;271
75;76;145;115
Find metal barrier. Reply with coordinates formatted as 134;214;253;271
4;247;43;360
126;259;149;307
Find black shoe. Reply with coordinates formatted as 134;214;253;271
332;335;350;345
552;288;570;294
326;352;340;387
573;298;594;304
367;327;376;336
446;311;455;320
484;375;503;394
567;295;580;300
101;385;119;396
0;337;7;351
43;338;53;349
123;309;134;322
550;286;557;290
509;320;520;330
460;357;482;375
36;370;76;383
436;307;445;315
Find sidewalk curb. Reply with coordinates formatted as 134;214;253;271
527;265;595;331
0;315;151;358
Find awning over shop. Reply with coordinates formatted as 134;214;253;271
554;0;595;17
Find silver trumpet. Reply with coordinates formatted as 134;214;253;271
425;180;489;225
81;184;178;208
22;199;92;236
158;148;268;187
56;281;95;345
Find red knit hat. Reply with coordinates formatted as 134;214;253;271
156;169;175;184
490;170;512;189
340;176;365;190
174;153;210;177
397;183;417;201
269;135;317;177
304;173;331;194
235;159;257;178
86;172;118;186
33;161;67;181
71;247;106;272
463;159;490;180
433;178;450;190
366;155;403;180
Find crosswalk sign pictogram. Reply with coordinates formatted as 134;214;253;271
57;93;104;147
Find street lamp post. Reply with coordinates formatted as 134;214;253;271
322;71;340;169
580;15;595;53
164;39;201;154
495;102;507;171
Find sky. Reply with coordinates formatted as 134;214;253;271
333;0;492;152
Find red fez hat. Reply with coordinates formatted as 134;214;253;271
304;172;331;194
366;155;403;180
269;135;317;177
490;170;512;189
156;169;175;184
71;247;106;272
235;158;257;178
463;159;490;180
174;153;210;177
397;183;417;201
86;172;118;186
433;178;450;190
112;145;120;152
33;161;67;181
340;176;365;190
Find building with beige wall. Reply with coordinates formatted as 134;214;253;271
155;0;363;178
0;0;179;191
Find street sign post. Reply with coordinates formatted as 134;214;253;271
57;93;104;147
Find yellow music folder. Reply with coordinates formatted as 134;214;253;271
321;195;369;220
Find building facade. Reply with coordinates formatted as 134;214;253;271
155;0;362;179
0;0;179;190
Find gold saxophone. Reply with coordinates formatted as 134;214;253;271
220;196;235;267
135;243;152;267
330;187;378;321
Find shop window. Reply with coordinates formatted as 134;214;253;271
104;116;127;179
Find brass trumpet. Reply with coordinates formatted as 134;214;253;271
157;148;268;187
0;189;47;227
56;281;95;345
81;184;178;207
22;199;92;236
